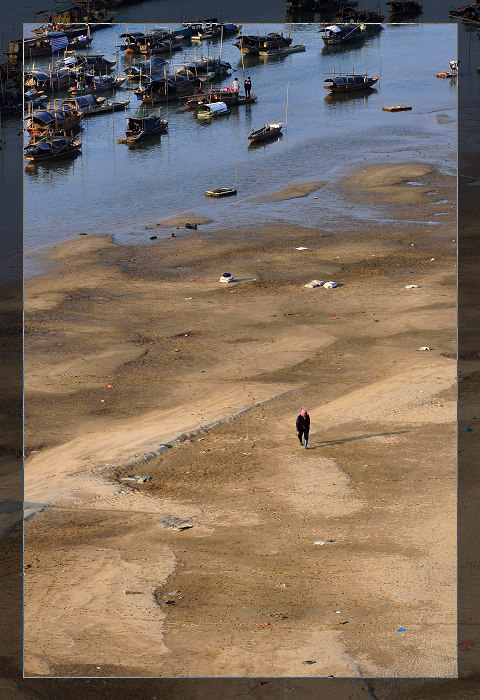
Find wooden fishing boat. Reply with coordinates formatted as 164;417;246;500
382;105;412;111
19;32;92;59
259;44;306;56
436;71;456;79
25;103;83;136
320;24;366;45
197;102;230;119
205;187;237;197
184;89;257;108
233;32;292;55
68;75;127;94
324;72;379;93
248;122;283;142
62;94;130;116
118;112;168;144
24;66;75;91
386;0;423;15
24;135;82;161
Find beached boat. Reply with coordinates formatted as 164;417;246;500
62;94;130;116
25;103;83;136
320;24;366;45
205;187;237;197
232;32;292;55
259;44;306;56
118;112;168;144
197;102;230;119
248;122;283;142
323;72;379;93
24;135;82;161
382;105;412;111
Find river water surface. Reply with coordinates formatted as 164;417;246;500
23;22;456;274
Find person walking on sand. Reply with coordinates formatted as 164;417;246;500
296;409;310;449
244;76;252;98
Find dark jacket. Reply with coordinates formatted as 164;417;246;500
296;414;310;432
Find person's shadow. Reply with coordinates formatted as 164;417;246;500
307;430;409;450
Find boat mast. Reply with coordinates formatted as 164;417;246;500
285;81;289;128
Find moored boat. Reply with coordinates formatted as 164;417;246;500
320;23;366;45
259;43;306;56
25;102;83;136
323;72;379;93
205;187;237;197
382;104;412;111
233;32;292;55
24;135;81;161
62;94;130;116
248;122;283;142
117;111;168;143
197;101;230;119
386;0;423;15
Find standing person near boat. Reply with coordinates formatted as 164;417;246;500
244;76;252;98
296;409;310;449
232;76;239;92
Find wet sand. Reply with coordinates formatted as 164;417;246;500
23;159;456;678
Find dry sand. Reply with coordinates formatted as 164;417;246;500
23;159;456;678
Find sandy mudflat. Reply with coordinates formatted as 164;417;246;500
251;180;327;203
23;159;456;678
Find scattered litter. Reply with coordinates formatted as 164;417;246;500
323;281;338;289
185;297;193;300
185;222;197;229
418;564;424;568
302;660;316;665
340;620;349;624
429;258;436;261
190;278;195;282
165;600;177;605
221;405;231;408
168;590;181;596
283;689;296;693
459;641;474;648
304;280;324;288
156;515;192;530
107;384;114;388
395;592;404;595
335;610;341;614
405;284;420;289
100;399;105;403
295;247;308;250
123;590;139;595
243;452;252;455
417;346;431;351
269;611;289;619
397;627;406;632
465;427;473;432
332;316;339;320
314;540;325;545
120;475;152;483
219;272;234;283
259;622;269;627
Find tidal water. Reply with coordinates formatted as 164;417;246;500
23;22;456;274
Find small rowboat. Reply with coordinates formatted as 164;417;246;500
248;122;283;142
259;44;306;56
382;105;412;111
205;187;237;197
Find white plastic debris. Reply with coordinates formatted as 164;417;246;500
305;280;324;288
322;281;338;289
219;272;234;283
417;346;431;351
405;284;421;289
295;247;308;250
314;540;325;545
429;258;436;261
